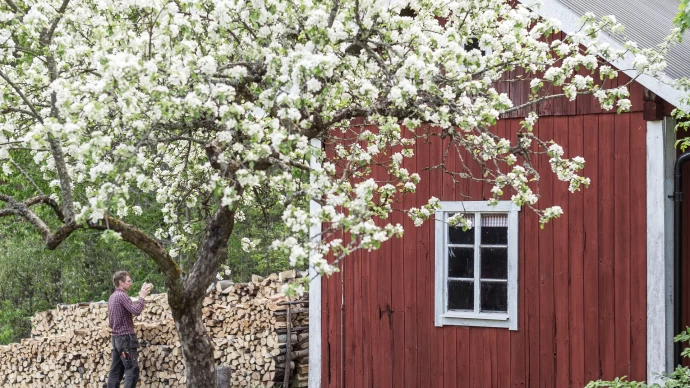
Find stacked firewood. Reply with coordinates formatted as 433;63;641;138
0;270;309;387
30;293;173;337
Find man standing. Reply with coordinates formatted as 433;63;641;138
107;271;153;388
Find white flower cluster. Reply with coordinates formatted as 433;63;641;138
216;264;233;281
592;87;630;112
467;132;511;161
547;144;591;193
539;206;564;227
490;165;538;207
241;237;259;253
446;213;473;231
408;197;441;227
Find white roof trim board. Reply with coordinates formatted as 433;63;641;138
528;0;688;110
553;0;690;80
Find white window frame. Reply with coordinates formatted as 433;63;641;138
434;201;520;330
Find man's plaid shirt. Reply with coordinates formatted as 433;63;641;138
108;289;145;336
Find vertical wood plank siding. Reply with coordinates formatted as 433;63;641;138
321;101;648;386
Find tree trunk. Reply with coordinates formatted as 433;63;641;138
216;366;232;388
172;301;217;387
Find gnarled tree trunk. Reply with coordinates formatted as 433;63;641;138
172;301;217;387
167;201;238;387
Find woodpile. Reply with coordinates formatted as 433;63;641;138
0;270;310;387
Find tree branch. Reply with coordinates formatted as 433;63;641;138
144;136;207;145
0;192;185;308
46;223;81;249
31;4;78;225
303;106;370;139
95;216;185;308
0;194;76;247
155;119;225;133
1;107;38;117
500;90;593;115
216;61;262;72
0;140;23;146
3;0;25;15
41;0;71;46
46;136;76;224
0;208;21;218
0;70;43;122
9;160;44;196
327;0;340;28
24;195;64;222
184;194;239;304
5;45;45;59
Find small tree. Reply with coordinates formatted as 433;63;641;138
0;0;682;385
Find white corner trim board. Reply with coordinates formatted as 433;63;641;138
645;118;676;384
526;0;688;110
308;138;323;388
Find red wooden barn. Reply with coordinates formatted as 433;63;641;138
307;1;690;387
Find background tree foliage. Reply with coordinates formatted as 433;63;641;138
0;151;299;344
675;0;690;37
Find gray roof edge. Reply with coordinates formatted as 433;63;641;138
523;0;688;110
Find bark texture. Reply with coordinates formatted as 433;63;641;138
172;301;217;387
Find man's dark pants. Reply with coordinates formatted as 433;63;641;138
108;334;140;388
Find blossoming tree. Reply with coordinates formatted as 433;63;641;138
0;0;680;384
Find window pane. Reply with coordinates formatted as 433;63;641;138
448;247;474;278
481;214;508;245
480;247;508;279
480;282;507;312
449;214;474;244
448;280;473;311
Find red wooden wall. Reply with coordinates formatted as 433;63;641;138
321;81;649;386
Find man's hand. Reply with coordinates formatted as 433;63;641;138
139;283;153;298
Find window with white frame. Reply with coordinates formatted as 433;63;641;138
434;201;520;330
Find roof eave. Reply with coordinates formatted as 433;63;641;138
524;0;688;110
